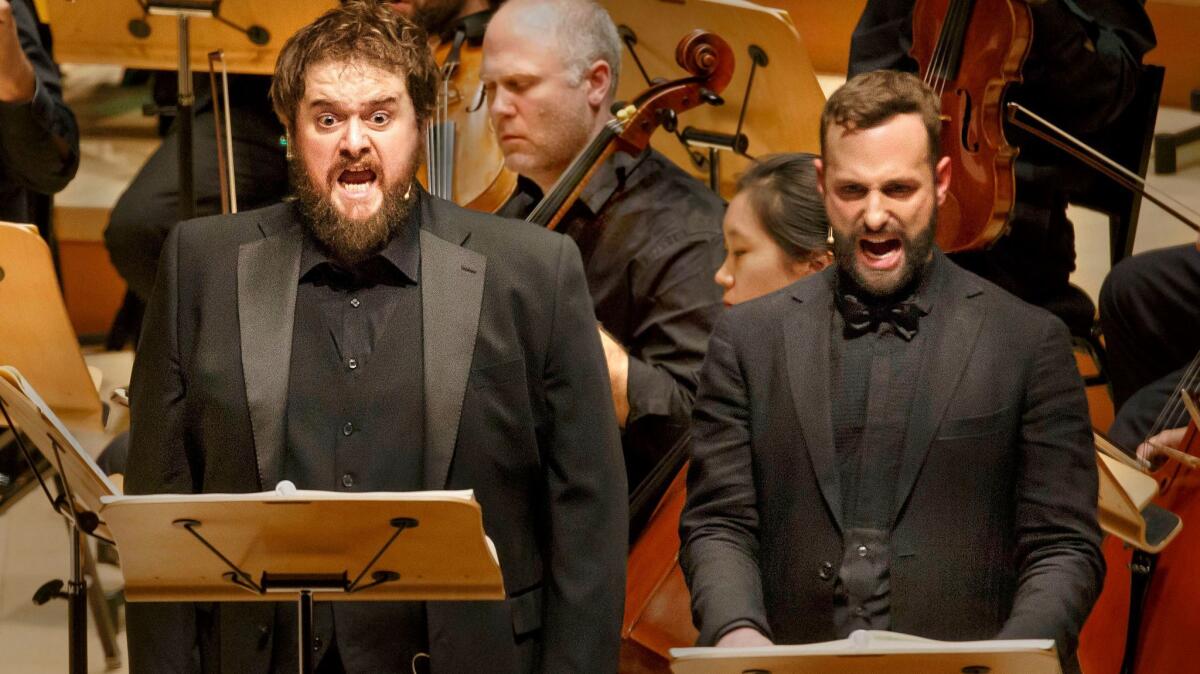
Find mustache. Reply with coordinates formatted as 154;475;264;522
329;156;382;180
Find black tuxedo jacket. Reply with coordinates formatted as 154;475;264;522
680;255;1103;667
124;194;627;673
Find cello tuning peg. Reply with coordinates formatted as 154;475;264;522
657;109;679;133
700;89;724;106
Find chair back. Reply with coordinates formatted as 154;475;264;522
1068;64;1165;266
0;222;101;417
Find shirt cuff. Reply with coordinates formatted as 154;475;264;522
624;355;672;425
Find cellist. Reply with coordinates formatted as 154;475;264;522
1101;231;1200;458
847;0;1156;319
481;0;726;519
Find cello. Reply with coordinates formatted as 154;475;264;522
418;14;518;212
908;0;1032;252
1079;352;1200;674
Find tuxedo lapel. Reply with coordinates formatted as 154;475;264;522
420;228;486;490
784;274;843;532
891;262;985;523
237;218;302;490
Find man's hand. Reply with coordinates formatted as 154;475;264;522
1137;426;1189;464
0;1;35;103
715;627;773;648
597;326;630;428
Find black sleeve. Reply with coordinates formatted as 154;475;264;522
622;231;725;490
1014;0;1156;132
0;0;78;194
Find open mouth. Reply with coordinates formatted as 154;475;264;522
858;237;903;270
338;167;378;196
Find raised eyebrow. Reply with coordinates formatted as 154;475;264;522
365;97;400;110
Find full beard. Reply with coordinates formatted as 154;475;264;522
833;205;937;301
290;156;416;267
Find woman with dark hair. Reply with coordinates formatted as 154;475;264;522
715;152;833;306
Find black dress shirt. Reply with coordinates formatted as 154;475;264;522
281;213;426;671
499;147;726;504
0;0;79;222
828;256;938;636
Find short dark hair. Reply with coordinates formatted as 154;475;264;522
820;70;941;167
736;153;830;262
271;0;439;132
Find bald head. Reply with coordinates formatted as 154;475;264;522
490;0;621;96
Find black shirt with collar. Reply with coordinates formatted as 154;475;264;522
499;147;726;506
282;206;426;669
828;253;941;637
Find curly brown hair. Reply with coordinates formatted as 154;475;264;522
820;70;941;169
270;0;439;133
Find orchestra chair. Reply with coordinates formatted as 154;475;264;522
0;222;127;463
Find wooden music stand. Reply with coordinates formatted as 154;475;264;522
0;365;504;674
669;630;1061;674
102;489;503;674
46;0;336;74
600;0;826;196
0;366;123;673
1094;432;1183;554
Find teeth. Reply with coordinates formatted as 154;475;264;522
340;181;372;193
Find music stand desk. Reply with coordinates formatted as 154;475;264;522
670;630;1060;674
100;489;503;603
101;488;503;673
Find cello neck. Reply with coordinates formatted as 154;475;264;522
526;119;623;228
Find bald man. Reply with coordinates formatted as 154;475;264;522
483;0;726;525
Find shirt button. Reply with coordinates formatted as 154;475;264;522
341;473;355;488
342;422;354;436
853;606;866;618
856;544;869;558
350;297;361;308
818;561;834;581
347;357;358;370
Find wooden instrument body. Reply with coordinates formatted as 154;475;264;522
1081;417;1200;673
621;466;695;673
909;0;1031;252
418;39;517;213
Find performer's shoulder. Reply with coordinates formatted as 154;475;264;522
170;201;297;250
941;256;1068;333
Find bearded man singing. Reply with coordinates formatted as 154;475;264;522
123;2;626;673
679;70;1103;674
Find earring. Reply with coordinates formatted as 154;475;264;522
283;133;293;160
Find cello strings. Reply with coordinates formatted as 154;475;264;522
1146;351;1200;440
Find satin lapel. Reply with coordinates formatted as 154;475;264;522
891;267;985;523
237;225;302;490
420;229;486;489
784;280;842;532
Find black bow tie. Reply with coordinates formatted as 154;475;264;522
837;293;923;340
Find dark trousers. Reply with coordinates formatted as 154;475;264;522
104;92;288;303
1099;244;1200;451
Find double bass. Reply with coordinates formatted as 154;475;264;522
909;0;1032;252
418;13;517;212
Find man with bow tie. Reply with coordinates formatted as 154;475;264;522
679;70;1103;674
